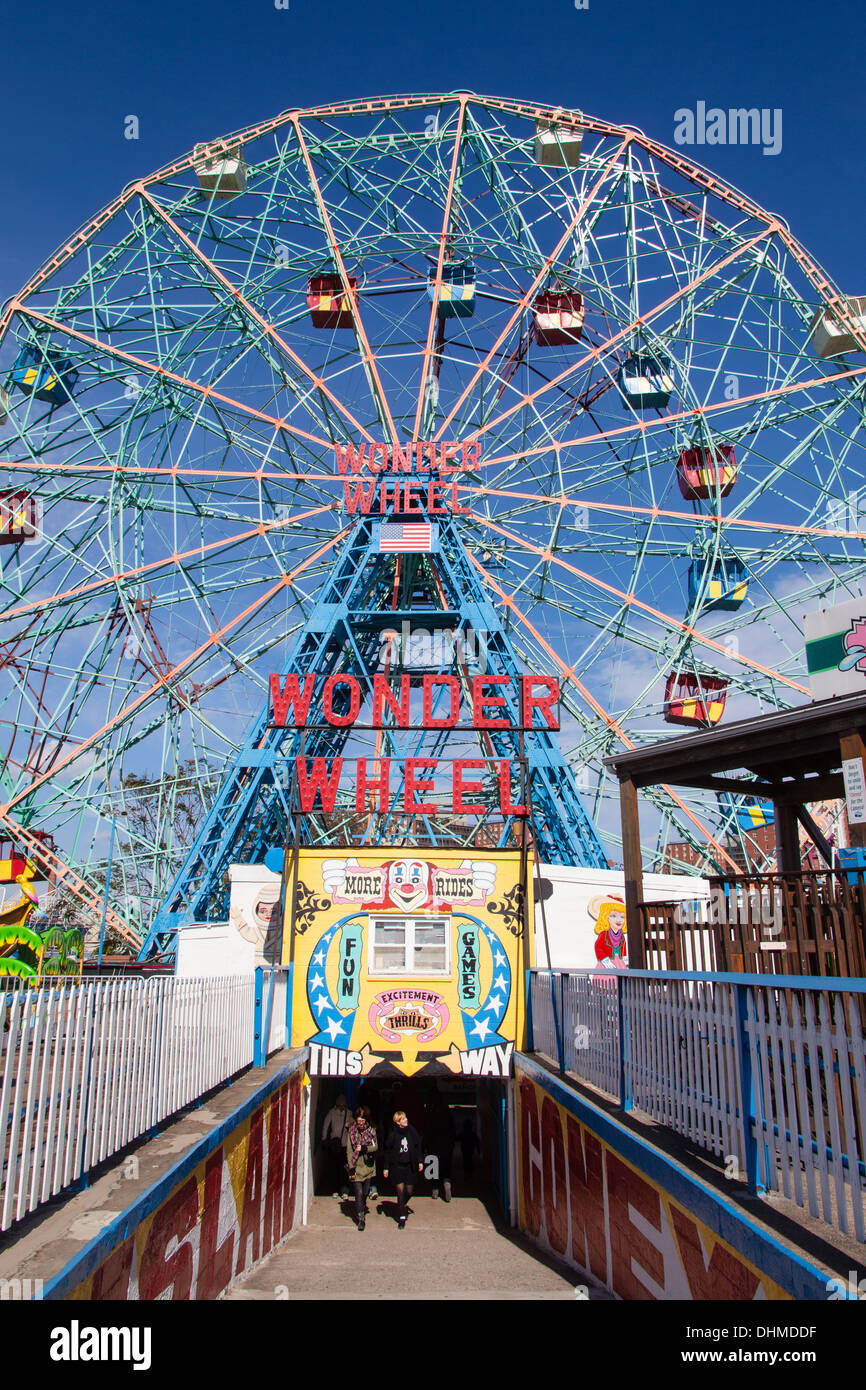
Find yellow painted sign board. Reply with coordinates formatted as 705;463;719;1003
283;847;531;1078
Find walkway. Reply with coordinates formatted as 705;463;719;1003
224;1186;607;1301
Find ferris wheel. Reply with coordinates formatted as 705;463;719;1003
1;91;865;942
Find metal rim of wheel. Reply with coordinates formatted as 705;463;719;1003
1;92;864;942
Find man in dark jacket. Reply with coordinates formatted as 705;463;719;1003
382;1110;423;1229
424;1095;456;1201
320;1094;350;1197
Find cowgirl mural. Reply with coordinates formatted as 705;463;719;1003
589;893;627;968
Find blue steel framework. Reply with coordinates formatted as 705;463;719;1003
141;512;606;958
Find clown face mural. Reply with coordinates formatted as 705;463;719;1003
386;858;431;912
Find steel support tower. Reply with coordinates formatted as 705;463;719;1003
139;515;607;960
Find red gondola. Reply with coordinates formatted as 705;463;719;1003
0;840;27;882
663;671;727;728
676;445;737;500
28;831;56;855
0;493;38;545
307;274;359;329
532;290;584;346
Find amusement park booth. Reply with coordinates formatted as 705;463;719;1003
281;845;532;1200
604;689;866;976
282;845;529;1080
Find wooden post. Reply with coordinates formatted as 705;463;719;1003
773;802;801;874
840;732;866;848
620;775;645;969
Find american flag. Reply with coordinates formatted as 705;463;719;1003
378;522;437;553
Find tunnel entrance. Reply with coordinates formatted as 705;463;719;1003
310;1074;511;1217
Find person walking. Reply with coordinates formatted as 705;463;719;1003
356;1080;381;1199
321;1094;350;1198
345;1106;378;1232
424;1095;456;1201
383;1110;423;1230
459;1114;479;1179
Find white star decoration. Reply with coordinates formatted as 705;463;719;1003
471;1017;492;1042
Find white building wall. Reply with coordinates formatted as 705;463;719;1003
175;922;256;976
175;863;282;976
533;863;710;970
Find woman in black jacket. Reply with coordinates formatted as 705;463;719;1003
382;1110;423;1229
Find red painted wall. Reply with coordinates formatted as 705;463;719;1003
66;1070;304;1301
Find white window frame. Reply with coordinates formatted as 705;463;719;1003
367;914;452;978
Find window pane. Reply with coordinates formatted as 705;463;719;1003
413;946;447;971
415;925;446;946
375;926;405;945
373;948;406;970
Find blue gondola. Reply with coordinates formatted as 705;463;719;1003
618;354;674;410
687;556;748;611
718;791;774;830
11;345;78;406
837;847;866;885
733;797;774;830
427;261;475;319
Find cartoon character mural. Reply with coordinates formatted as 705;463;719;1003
285;848;530;1078
228;865;282;965
589;893;628;968
841;615;866;675
321;855;498;911
0;848;49;978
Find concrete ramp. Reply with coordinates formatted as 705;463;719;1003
225;1188;605;1301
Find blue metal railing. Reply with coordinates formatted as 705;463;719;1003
526;966;866;1242
253;967;292;1066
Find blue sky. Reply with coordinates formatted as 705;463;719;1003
2;0;864;303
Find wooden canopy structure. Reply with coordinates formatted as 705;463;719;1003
603;692;866;970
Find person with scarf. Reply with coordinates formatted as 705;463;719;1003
345;1105;378;1231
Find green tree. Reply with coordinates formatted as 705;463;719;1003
45;759;218;948
116;758;219;922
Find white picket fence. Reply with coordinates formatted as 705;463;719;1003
0;974;254;1232
746;985;866;1241
529;968;866;1242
